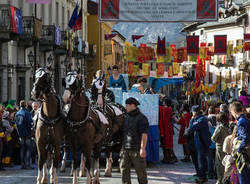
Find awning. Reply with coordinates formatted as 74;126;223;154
149;77;184;92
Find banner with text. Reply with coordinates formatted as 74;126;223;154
99;0;218;22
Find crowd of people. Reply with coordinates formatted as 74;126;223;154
159;92;250;184
0;99;40;170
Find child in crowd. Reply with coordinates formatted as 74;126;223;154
212;112;230;184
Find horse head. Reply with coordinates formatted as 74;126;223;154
63;71;84;103
93;70;106;93
31;67;52;100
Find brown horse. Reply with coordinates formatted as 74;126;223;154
31;67;66;184
63;71;108;184
90;71;125;177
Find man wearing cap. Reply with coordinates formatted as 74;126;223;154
188;105;211;183
120;97;149;184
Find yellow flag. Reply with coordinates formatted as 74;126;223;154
132;65;139;76
199;48;206;59
173;62;180;75
165;47;171;62
168;66;173;77
142;63;150;76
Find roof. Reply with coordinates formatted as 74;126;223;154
180;22;204;32
197;13;247;28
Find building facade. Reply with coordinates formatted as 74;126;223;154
0;0;89;103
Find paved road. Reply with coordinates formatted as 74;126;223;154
0;125;217;184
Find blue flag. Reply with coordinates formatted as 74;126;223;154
68;4;79;29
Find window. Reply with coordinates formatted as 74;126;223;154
192;33;195;36
200;30;204;35
62;6;65;29
41;4;45;20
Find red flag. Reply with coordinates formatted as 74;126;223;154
105;34;117;40
187;36;199;55
127;62;134;75
244;42;250;51
132;35;144;42
195;56;202;88
157;36;166;56
197;0;216;19
244;34;250;41
200;42;207;47
177;48;185;63
73;9;82;32
214;35;227;55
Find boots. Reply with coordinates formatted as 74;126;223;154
161;149;174;164
181;155;191;162
169;149;178;163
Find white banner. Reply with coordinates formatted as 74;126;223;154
99;0;218;22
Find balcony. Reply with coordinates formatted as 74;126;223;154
0;4;19;42
18;16;42;47
40;25;56;52
85;44;96;61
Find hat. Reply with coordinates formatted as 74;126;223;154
8;99;15;106
2;111;9;119
125;97;140;106
191;105;200;112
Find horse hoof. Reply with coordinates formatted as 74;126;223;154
79;170;85;177
104;173;112;177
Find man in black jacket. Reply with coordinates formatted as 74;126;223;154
120;97;149;184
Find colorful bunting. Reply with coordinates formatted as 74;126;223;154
187;36;199;55
132;35;144;42
214;35;227;55
142;63;150;76
244;42;250;51
157;36;166;56
244;34;250;41
105;34;117;40
177;48;185;63
133;65;140;76
127;62;134;75
168;66;173;77
157;63;165;77
173;62;180;75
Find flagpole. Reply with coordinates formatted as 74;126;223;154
34;3;37;73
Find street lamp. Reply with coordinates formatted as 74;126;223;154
47;54;53;66
218;63;224;93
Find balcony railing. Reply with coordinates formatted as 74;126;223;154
21;16;42;39
41;25;55;44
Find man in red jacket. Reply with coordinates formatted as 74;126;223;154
159;98;178;163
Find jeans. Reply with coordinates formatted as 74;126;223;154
207;148;216;178
20;137;32;167
190;150;199;176
197;148;209;179
238;165;250;184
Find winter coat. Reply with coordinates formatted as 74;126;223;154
15;108;33;138
211;124;230;149
188;115;211;150
236;114;250;153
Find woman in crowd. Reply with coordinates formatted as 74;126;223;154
174;103;191;162
1;111;14;167
131;78;147;94
108;65;127;92
212;112;230;184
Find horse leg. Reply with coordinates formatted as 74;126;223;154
42;163;49;184
93;158;100;184
104;149;113;177
70;144;78;184
37;145;47;184
79;153;85;177
60;146;67;173
84;148;93;184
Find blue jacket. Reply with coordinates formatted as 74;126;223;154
108;75;127;92
15;107;33;138
236;114;250;153
189;115;211;150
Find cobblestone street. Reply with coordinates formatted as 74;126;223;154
0;125;217;184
